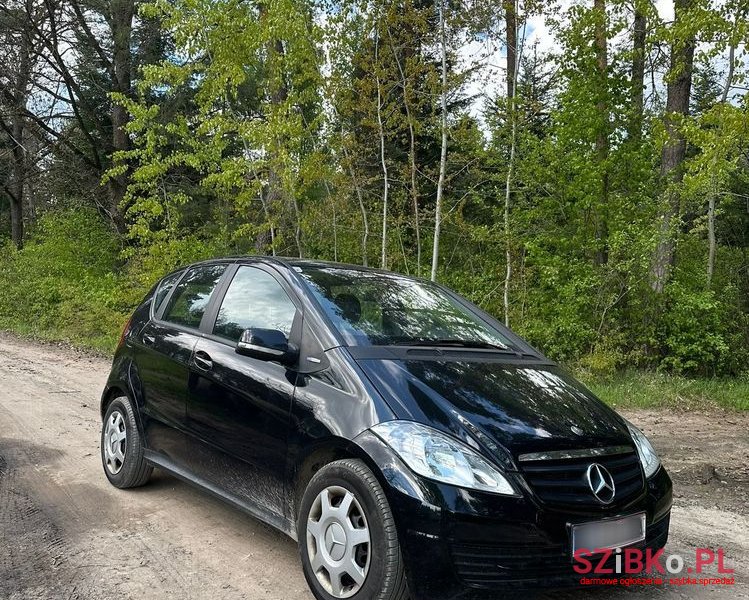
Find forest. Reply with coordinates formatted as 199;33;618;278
0;0;747;406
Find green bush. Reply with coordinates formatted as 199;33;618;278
0;209;132;352
577;348;624;377
516;256;600;362
0;209;234;353
658;284;732;376
123;233;228;293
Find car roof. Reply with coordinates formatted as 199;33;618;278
183;255;416;278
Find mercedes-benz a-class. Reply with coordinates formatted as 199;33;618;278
100;257;671;600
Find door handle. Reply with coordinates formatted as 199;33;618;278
143;334;156;346
193;350;213;370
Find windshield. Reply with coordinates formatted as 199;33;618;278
297;265;516;349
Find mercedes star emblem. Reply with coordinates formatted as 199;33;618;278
586;463;616;504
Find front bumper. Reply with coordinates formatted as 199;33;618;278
356;431;673;600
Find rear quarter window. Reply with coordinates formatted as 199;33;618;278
153;270;184;316
162;264;227;329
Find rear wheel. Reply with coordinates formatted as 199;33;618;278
101;395;152;488
297;459;408;600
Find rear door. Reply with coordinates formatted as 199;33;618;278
135;263;228;464
186;264;300;523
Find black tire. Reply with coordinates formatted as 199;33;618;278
101;395;152;488
297;459;408;600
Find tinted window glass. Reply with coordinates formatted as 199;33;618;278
298;266;515;349
163;264;226;328
213;266;296;342
153;270;183;315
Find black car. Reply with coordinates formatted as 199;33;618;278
100;257;672;600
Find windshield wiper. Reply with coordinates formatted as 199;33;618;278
392;339;520;354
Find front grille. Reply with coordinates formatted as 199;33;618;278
519;448;645;508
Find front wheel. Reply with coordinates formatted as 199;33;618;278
297;459;408;600
101;395;152;488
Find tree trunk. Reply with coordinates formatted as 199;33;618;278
323;179;338;262
357;183;369;266
593;0;609;266
24;137;37;226
108;0;135;235
707;185;716;286
9;25;32;250
387;26;421;275
505;0;517;103
274;35;302;258
9;122;24;249
503;0;517;326
431;0;448;282
291;194;303;258
374;31;389;269
720;5;743;104
707;38;740;285
503;118;517;327
650;0;695;293
263;170;283;254
630;1;647;139
254;5;289;254
403;103;419;275
720;43;735;104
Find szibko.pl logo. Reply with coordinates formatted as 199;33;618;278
573;548;735;586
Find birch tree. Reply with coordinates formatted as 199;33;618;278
502;0;518;325
375;29;390;269
431;0;448;281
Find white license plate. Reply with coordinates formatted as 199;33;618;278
571;513;646;555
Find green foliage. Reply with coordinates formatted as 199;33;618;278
0;210;131;352
658;283;731;376
0;209;245;353
117;0;325;256
1;0;748;388
124;233;230;292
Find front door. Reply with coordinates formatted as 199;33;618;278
186;265;299;523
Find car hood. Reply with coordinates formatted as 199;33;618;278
356;357;633;467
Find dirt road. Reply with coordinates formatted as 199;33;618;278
0;333;746;600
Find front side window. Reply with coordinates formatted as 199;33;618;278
213;266;297;342
162;264;226;328
298;266;516;349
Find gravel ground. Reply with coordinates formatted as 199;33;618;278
0;333;746;599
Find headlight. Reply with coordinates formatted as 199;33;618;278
626;421;661;478
371;420;517;495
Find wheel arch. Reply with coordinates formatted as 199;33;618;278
100;385;128;420
100;380;147;442
290;436;390;522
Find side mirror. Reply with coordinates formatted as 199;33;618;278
236;328;298;366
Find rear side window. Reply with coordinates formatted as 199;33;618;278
213;266;297;342
153;270;184;315
162;264;226;329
